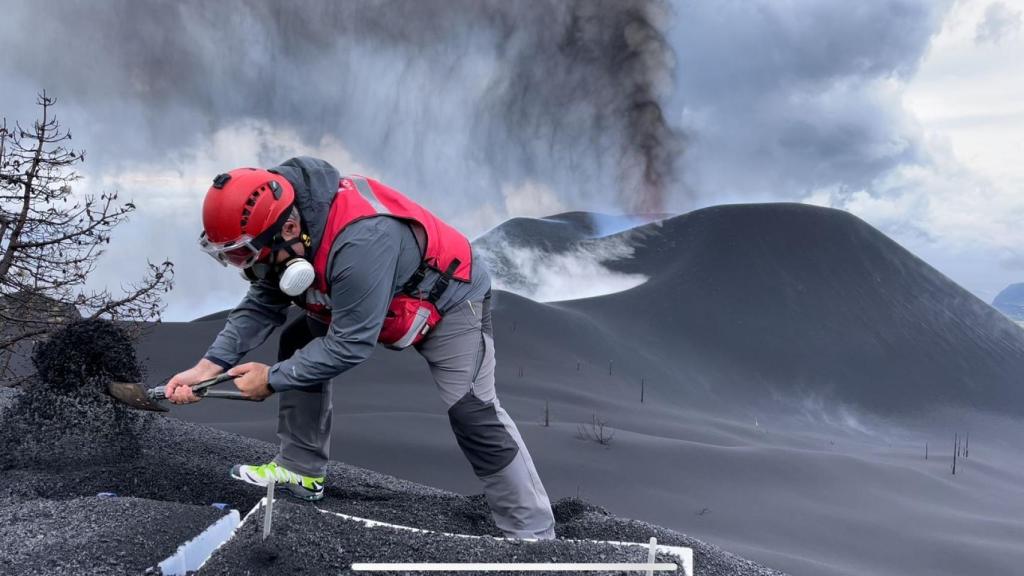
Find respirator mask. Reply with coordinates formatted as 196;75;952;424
242;234;315;297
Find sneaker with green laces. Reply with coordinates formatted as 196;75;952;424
230;462;325;501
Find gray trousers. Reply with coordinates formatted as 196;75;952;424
273;293;556;539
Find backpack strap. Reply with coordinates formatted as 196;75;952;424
427;259;461;304
401;261;430;296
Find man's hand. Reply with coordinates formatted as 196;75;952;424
229;362;273;401
165;358;224;404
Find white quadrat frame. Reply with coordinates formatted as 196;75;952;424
316;505;693;575
164;495;694;576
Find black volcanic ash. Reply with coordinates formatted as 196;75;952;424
0;319;151;470
31;319;142;394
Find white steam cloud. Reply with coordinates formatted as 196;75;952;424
475;232;648;302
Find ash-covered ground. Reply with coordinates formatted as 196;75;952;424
0;320;150;471
0;320;783;576
0;495;225;576
203;500;683;576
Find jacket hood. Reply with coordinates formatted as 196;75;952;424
269;156;340;258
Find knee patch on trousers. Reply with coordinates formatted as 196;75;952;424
448;391;519;477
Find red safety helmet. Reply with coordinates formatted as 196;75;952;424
199;168;295;268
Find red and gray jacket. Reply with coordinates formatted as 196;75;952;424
205;156;491;392
299;175;473;348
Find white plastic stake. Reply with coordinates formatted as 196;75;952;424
647;537;657;576
262;479;275;541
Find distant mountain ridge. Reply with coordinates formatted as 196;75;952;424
563;203;1024;414
993;283;1024;321
474;211;669;255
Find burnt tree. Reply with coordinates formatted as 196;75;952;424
0;93;173;383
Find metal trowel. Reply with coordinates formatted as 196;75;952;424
108;373;258;412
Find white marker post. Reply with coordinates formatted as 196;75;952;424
262;479;274;541
648;537;657;576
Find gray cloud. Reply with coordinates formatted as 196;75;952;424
0;0;682;214
2;0;977;319
976;2;1023;45
666;0;951;206
0;0;689;319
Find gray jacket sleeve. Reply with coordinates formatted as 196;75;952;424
267;218;402;392
204;279;293;368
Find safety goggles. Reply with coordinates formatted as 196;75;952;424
198;232;269;268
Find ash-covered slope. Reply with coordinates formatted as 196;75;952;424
557;203;1024;415
0;386;778;576
469;204;1024;415
0;319;782;576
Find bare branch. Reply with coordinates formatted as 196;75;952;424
0;94;174;384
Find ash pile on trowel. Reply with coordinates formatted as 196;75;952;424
0;319;153;470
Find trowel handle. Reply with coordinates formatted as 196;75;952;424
190;373;237;394
202;389;263;401
146;373;238;401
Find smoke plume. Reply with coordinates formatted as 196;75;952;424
0;0;685;214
